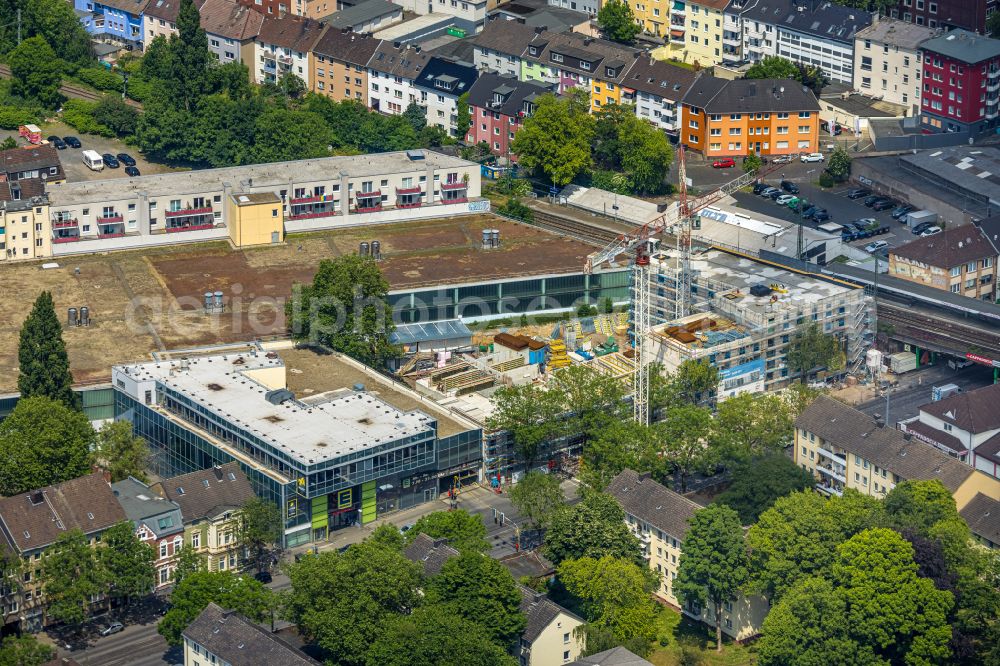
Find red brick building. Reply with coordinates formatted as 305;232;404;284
920;29;1000;135
464;72;554;163
889;0;994;33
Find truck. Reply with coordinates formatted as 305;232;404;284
82;150;104;171
904;210;937;229
18;124;42;144
888;351;917;374
931;383;962;401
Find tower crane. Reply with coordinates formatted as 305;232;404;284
585;147;784;424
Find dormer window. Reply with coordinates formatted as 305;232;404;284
580;61;591;71
551;52;563;63
606;66;616;77
529;46;538;55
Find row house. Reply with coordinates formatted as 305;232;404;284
852;17;936;114
310;27;381;101
888;222;999;301
724;0;872;84
959;493;1000;549
888;0;993;33
919;29;1000;135
368;41;432;116
465;72;555;160
184;603;320;666
547;0;601;15
201;0;265;64
607;469;769;640
75;0;150;50
143;0;183;42
237;0;305;17
627;55;699;137
0;473;127;633
0;144;65;187
111;477;185;589
414;57;478;136
253;12;326;86
680;76;820;156
471;20;539;77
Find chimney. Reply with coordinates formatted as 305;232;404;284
214;465;224;481
534;26;545;34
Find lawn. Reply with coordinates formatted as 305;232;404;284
647;606;756;666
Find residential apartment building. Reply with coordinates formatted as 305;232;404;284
0;190;52;262
960;493;1000;549
518;586;586;666
253;13;326;85
0;473;126;633
111;476;185;589
853;17;935;114
414;57;478;136
151;464;257;573
888;223;999;301
607;469;768;640
465;73;554;160
681;77;820;156
394;0;502;25
310;28;380;101
143;0;183;42
632;0;671;37
1;144;65;186
725;0;872;84
793;395;1000;509
368;41;432;115
200;0;265;64
547;0;600;17
919;29;1000;135
888;0;992;33
75;0;150;50
899;383;1000;479
237;0;307;17
471;20;539;77
183;603;319;666
668;0;728;67
403;532;461;575
571;648;655;666
627;56;698;137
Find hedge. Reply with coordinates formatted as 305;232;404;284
61;99;114;137
0;106;42;130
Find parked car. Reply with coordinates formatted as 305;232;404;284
63;136;81;148
872;199;896;211
847;188;870;199
116;153;136;167
949;358;974;370
780;180;799;194
101;622;124;637
47;136;66;149
812;209;832;222
772;154;794;164
920;226;942;237
891;205;914;220
784;196;801;208
911;221;935;235
124;165;141;177
776;194;798;205
801;204;819;218
760;187;781;198
713;157;736;168
865;240;889;253
800;152;825;163
768;188;784;200
863;194;883;206
752;182;770;194
102;153;120;168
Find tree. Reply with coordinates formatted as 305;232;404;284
832;528;954;665
285;541;423;665
743;152;763;174
511;90;594;187
990;10;1000;38
0;136;17;150
786;322;844;382
252;108;332;163
365;604;517;666
675;504;750;652
367;523;405;551
487;382;566;468
826;147;851;182
18;291;78;409
402;101;427;133
544;492;643;566
0;635;54;666
558;555;658;644
593;103;673;195
745;56;801;81
883;480;959;537
597;0;641;44
171;0;210;110
0;397;94;496
172;545;206;585
549;364;627;440
158;571;272;645
581;420;650;490
234;497;282;573
277;71;307;99
41;530;107;628
717;453;815;524
92;96;140;138
649;404;715;492
286;255;400;366
404;509;490;554
427;552;526;646
8;37;62;109
711;392;794;462
98;521;156;603
456;92;472;138
509;471;565;529
91;419;149;483
0;0;93;67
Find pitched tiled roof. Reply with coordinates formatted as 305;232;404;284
527;31;640;83
257;14;327;51
152;463;256;523
413;56;478;97
183;603;320;665
0;145;61;175
960;492;1000;545
920;29;1000;65
499;550;556;579
0;179;45;203
606;469;701;539
902;419;966;454
466;72;553;117
918;383;1000;434
519;585;582;643
735;0;871;44
368;41;431;77
796;395;975;492
973;432;1000;465
626;57;699;100
891;224;996;269
470;19;539;57
112;477;184;539
143;0;184;22
570;646;654;665
402;532;459;575
682;77;820;113
311;27;381;65
0;472;126;554
199;0;264;40
95;0;151;15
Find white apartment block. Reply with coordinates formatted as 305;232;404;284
852;17;934;114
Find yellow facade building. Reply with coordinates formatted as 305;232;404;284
225;192;284;247
677;0;727;67
0;192;51;262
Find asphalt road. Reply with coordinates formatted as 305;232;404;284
855;362;996;424
56;622;179;666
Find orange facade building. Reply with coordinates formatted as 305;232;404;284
309;27;380;102
681;78;820;157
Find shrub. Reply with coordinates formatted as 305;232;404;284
0;105;42;129
498;197;534;222
74;66;124;92
61;99;114;137
818;171;835;188
93;96;139;137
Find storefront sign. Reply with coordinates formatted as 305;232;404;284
965;352;1000;368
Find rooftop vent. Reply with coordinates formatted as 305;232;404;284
29;491;43;506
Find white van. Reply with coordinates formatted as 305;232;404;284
82;150;104;171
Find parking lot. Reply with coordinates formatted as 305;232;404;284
1;120;180;183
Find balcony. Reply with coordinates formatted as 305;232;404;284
166;222;215;233
816;483;843;497
287;209;338;221
723;32;741;45
816;446;846;466
96;213;123;224
165;206;212;218
51;218;78;229
277;54;292;65
289;195;325;205
395;185;423;195
669;29;686;43
52;234;81;244
816;463;846;483
989;80;1000;93
440;181;468;191
990;68;1000;80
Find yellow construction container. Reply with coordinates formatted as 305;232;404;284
548;339;571;368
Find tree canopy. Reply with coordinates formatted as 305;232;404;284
510;89;595;187
544;492;643;566
558;555;659;645
486;382;567;468
18;291;78;409
508;471;565;529
158;571;273;645
40;530;107;627
91;420;149;483
786;321;844;382
0;635;54;666
404;509;490;554
597;0;642;44
7;37;63;109
234;497;283;573
592;103;674;194
98;521;156;603
0;0;92;67
717;453;815;524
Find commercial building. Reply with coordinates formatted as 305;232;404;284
640;246;871;394
853;17;936;114
0;191;52;262
888;224;999;301
793;395;1000;507
183;603;319;666
0;473;126;632
319;0;403;33
113;348;483;548
310;28;380;101
43;150;482;256
414;57;478;137
725;0;872;84
680;77;820;157
200;0;265;65
465;73;554;160
919;29;1000;135
607;469;769;640
252;13;326;86
75;0;150;50
888;0;991;33
899;383;1000;479
111;476;185;589
150;463;257;573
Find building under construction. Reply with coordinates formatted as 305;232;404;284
639;245;873;396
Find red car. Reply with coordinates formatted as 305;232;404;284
712;158;735;168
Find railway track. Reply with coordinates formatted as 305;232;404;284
0;64;143;110
879;302;1000;356
522;208;623;247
